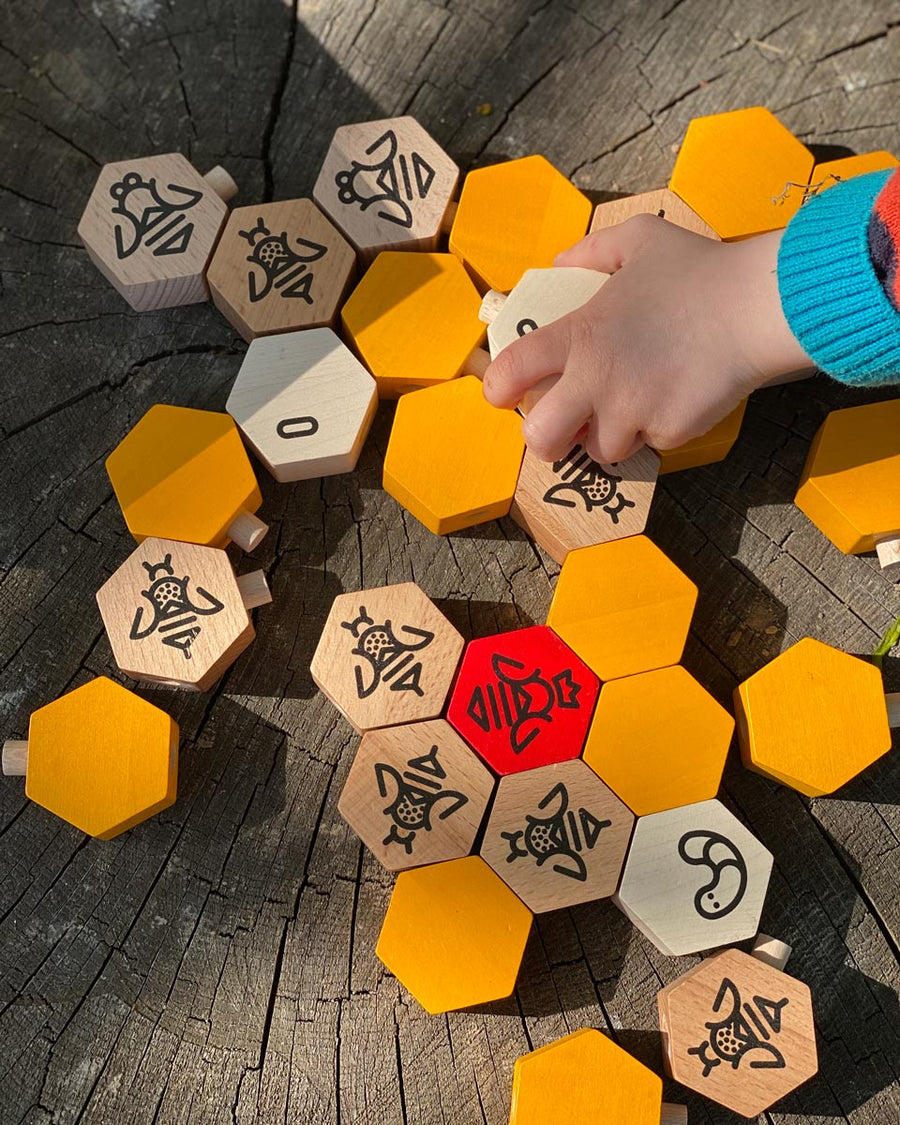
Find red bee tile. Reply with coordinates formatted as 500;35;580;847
447;625;600;775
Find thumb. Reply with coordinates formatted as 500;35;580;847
555;212;662;272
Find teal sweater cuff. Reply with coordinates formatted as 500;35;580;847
777;169;900;386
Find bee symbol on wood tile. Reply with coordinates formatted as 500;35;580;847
109;170;203;260
688;977;789;1077
239;217;328;303
334;128;436;229
375;743;468;854
129;553;225;660
543;446;637;523
342;606;435;699
502;781;611;881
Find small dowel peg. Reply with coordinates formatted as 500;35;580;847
886;692;900;729
478;289;507;325
660;1105;688;1125
236;569;273;610
875;535;900;578
203;165;238;203
227;511;269;552
439;200;458;234
2;740;28;777
461;346;491;379
751;933;791;972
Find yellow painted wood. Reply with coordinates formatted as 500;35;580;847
106;404;264;549
584;665;734;815
656;400;747;475
795;399;900;554
24;677;178;839
376;854;532;1014
547;536;698;681
383;376;525;534
734;637;892;796
341;252;485;398
449;155;592;293
669;107;814;240
811;150;898;191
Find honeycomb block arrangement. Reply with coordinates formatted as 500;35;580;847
2;677;178;839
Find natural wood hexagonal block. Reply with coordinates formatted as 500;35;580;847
338;719;494;871
446;625;599;776
96;537;271;691
658;945;818;1117
106;405;268;551
313;116;459;259
613;799;773;956
669;107;814;240
310;582;464;733
376;855;532;1013
207;199;355;340
77;153;235;311
656;400;747;475
547;536;698;681
2;677;178;839
734;637;894;796
341;252;487;398
382;375;525;534
584;665;734;815
449;155;592;292
481;760;634;913
226;328;377;482
590;188;719;238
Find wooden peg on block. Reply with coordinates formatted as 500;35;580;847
206;199;355;341
341;252;489;398
96;537;271;691
310;582;464;733
226;328;377;482
446;624;599;775
510;1028;686;1125
480;759;634;913
658;937;818;1117
613;798;773;956
3;677;178;839
590;187;719;239
77;153;236;311
734;636;895;796
795;399;900;576
449;155;592;293
106;404;268;551
313;116;459;261
338;719;494;871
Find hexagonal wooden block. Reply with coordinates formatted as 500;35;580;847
338;719;494;871
313;116;459;260
734;637;894;796
341;252;487;398
659;943;818;1117
669;107;814;240
547;536;698;681
614;799;773;956
590;188;719;239
77;153;236;311
510;1029;686;1125
225;328;377;482
206;199;355;341
656;399;747;475
383;375;525;534
584;665;734;815
795;399;900;574
511;443;659;563
447;625;600;775
449;155;592;293
310;582;464;733
481;760;634;913
96;537;271;691
811;151;897;192
376;854;532;1013
2;677;178;838
106;405;268;551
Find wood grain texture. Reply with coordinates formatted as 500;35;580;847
590;188;719;238
485;266;609;360
3;2;900;1122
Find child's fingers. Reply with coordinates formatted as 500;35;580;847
482;322;570;410
581;412;644;465
555;213;662;272
519;383;592;463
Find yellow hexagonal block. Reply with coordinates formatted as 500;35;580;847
795;399;900;555
734;637;892;796
383;375;525;534
669;107;814;240
341;252;486;398
21;677;178;839
547;537;698;681
377;855;532;1013
106;404;266;551
812;150;897;192
584;665;734;815
449;155;592;293
656;400;747;475
510;1029;663;1125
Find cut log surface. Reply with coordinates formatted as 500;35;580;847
1;2;898;1124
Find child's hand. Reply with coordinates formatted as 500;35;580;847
482;216;814;463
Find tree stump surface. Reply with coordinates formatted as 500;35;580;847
1;2;898;1122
